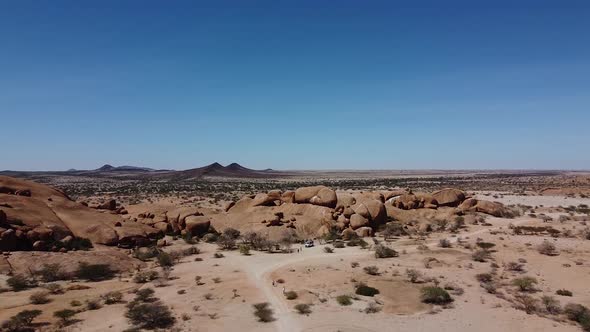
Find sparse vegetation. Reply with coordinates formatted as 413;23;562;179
406;268;423;283
54;309;77;326
102;291;123;304
537;241;559;256
374;244;398;258
421;286;453;304
29;291;51;305
284;291;298;300
336;295;353;306
76;262;115;281
556;289;573;297
7;275;36;292
1;309;42;332
512;276;538;292
363;265;379;275
355;283;380;297
294;303;312;315
252;302;275;322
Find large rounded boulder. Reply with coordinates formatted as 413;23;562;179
432;188;466;207
294;186;337;208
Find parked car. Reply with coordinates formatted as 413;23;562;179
304;240;314;248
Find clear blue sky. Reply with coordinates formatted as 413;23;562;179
1;1;589;171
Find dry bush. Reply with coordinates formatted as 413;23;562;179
514;294;538;314
556;289;573;297
406;268;423;283
336;295;353;306
134;270;159;283
472;249;490;262
374;244;398;258
438;239;452;248
102;291;123;304
363;266;379;276
294;303;312;315
252;302;275;322
364;302;382;314
537;241;559;256
420;286;453;305
541;295;562;314
1;309;42;332
29;291;51;304
284;291;298;300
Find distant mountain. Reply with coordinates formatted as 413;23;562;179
170;162;275;179
94;164;155;172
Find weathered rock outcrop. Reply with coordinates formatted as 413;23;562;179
431;188;466;207
0;176;159;250
294;186;337;208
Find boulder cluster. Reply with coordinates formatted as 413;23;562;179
0;176;160;251
225;186;510;239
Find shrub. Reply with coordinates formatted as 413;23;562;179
406;268;423;283
102;291;123;304
70;300;82;307
1;309;42;332
212;277;222;283
30;291;51;304
351;262;359;268
471;249;490;262
239;244;251;255
135;288;156;302
375;245;398;258
438;239;452;248
364;302;382;314
252;302;274;322
476;273;493;283
183;246;200;256
202;233;218;243
183;232;198;244
537;241;558;256
7;275;35;291
347;238;368;248
514;294;538;314
43;283;64;294
213;252;224;258
54;309;76;326
506;261;525;272
133;270;159;283
363;266;379;276
157;252;174;267
37;263;66;282
284;291;298;300
217;234;237;250
294;303;312;315
541;295;562;314
355;283;380;297
333;241;345;248
382;222;406;239
476;242;496;250
556;289;573;297
336;295;353;306
512;276;538;292
420;286;453;304
481;282;497;294
564;303;589;322
76;262;115;281
86;299;102;310
132;246;160;261
223;227;241;240
323;247;334;253
126;301;176;329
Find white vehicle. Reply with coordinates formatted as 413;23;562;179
304;240;314;248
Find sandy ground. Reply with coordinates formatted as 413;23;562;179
2;194;590;332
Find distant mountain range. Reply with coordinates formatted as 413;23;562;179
0;163;278;179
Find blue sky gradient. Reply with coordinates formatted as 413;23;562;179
1;1;589;170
